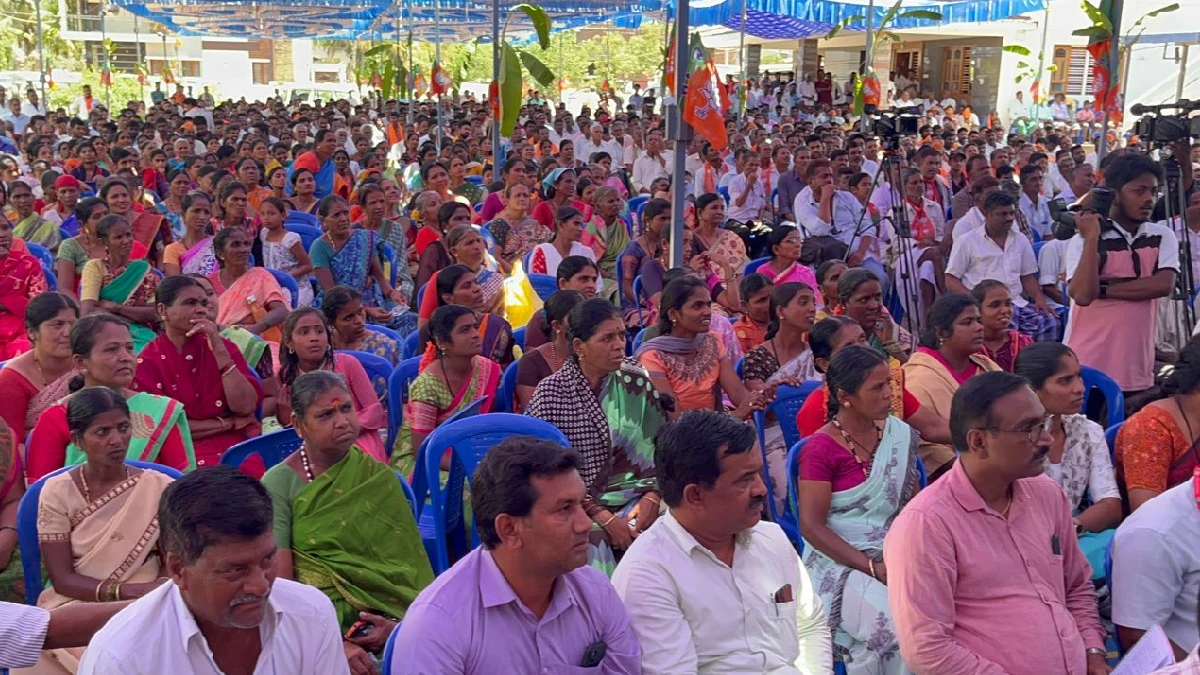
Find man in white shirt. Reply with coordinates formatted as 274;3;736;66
1058;163;1095;205
574;123;609;165
726;153;767;224
1007;91;1031;132
633;129;672;194
21;88;44;118
2;98;29;136
1018;167;1053;237
613;410;830;675
0;600;132;669
950;176;1001;241
946;191;1059;340
795;158;860;263
1112;480;1200;658
79;466;350;675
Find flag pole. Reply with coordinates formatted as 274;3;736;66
134;14;144;106
435;0;443;153
669;0;690;269
737;0;747;119
491;0;501;165
860;0;874;132
101;6;111;110
35;0;47;113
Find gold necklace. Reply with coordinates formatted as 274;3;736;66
80;463;130;502
832;417;883;477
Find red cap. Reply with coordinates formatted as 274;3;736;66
54;175;81;190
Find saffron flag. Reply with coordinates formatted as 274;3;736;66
100;63;112;87
414;69;427;99
431;62;452;96
663;23;677;98
1087;0;1124;126
682;33;728;151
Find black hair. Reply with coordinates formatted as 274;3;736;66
158;465;274;566
436;200;469;228
25;292;78;334
1013;341;1075;390
553;205;582;235
919;292;978;350
836;267;881;306
1103;152;1163;193
217;180;248;213
67;313;131;393
316;194;347;218
809;316;860;373
471;436;583;549
970;280;1010;308
356;182;384;207
556;255;598;285
1163;337;1200;396
321;285;364;325
429;304;476;348
655;276;707;336
982;190;1016;213
566;298;622;357
765;282;814;341
289;370;351;420
73;197;105;229
816;259;847;287
155;274;200;308
696;192;722;212
824;344;888;421
6;180;31;198
643;197;671;223
767;224;799;258
543;290;585;335
260;196;287;217
738;273;773;308
950;371;1031;453
66;386;130;437
98;177;130;202
278;307;334;388
95;214;127;242
435;264;473;307
655;410;756;508
181;191;211;218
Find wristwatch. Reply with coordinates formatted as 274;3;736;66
1086;647;1107;658
1098;281;1109;299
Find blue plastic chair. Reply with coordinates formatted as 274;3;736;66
403;329;421;360
17;461;185;605
366;324;404;346
386;357;422;454
340;349;394;405
753;380;824;522
465;175;484;187
219;428;302;472
1031;228;1043;243
1080;366;1126;428
744;257;771;275
627;195;649;218
397;472;418;520
633;275;647;324
1105;421;1122;464
43;266;57;291
267;268;300;309
26;243;54;270
735;356;744;379
528;273;558;302
717;185;730;203
382;243;399;289
512;326;527;351
284;218;323;250
632;326;649;353
381;619;402;672
496;359;520;413
1032;239;1047;260
424;414;570;573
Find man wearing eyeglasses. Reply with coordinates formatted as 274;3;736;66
883;372;1109;675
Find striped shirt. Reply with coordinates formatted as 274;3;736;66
0;601;51;669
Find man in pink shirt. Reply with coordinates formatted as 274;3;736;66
883;371;1108;675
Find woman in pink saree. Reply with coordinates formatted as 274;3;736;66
206;227;288;351
160;193;217;277
756;225;824;306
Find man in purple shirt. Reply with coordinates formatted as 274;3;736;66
390;437;641;674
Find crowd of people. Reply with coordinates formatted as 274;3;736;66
0;71;1198;675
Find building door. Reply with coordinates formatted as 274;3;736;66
893;50;921;79
941;46;973;97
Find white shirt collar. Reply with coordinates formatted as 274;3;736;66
169;582;281;659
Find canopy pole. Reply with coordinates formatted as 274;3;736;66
101;6;111;110
1177;44;1190;101
135;14;144;106
406;0;414;124
491;0;501;165
35;0;46;114
435;0;443;153
669;0;689;268
1031;1;1051;122
737;0;747;119
860;0;873;132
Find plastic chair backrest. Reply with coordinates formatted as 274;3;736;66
366;324;404;346
381;619;402;671
744;257;770;275
408;396;489;522
523;248;534;272
43;266;57;291
339;349;393;405
633;275;647;324
627;195;649;217
424;413;569;573
1105;421;1122;465
886;284;905;327
27;243;54;270
397;472;418;520
1031;228;1043;243
632;326;649;353
1080;366;1126;428
753;380;823;521
403;329;421;360
785;438;807;554
528;273;558;302
219;428;302;472
496;359;520;413
1032;239;1047;260
512;326;527;351
17;461;185;604
386;357;422;453
381;243;399;288
266;268;300;309
284;218;322;250
735;356;744;379
718;186;731;203
466;175;484;186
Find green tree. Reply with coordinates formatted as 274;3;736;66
0;0;82;71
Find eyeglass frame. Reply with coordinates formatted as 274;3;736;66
981;414;1055;444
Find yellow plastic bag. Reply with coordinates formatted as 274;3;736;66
503;259;543;329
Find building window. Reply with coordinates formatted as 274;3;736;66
252;63;270;85
940;46;972;97
1051;45;1093;97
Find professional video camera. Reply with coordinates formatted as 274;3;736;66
1130;100;1200;144
862;105;921;151
1048;186;1115;241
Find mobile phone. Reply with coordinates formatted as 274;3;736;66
344;620;374;640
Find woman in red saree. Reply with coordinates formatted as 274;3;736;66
0;214;48;358
133;276;263;468
0;293;77;456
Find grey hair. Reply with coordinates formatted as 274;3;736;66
289;371;351;419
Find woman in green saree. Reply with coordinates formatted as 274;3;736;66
263;370;433;669
79;215;160;353
797;345;921;675
580;186;629;301
526;299;669;576
9;180;59;251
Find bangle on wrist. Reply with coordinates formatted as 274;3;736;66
599;514;618;528
0;525;16;535
867;559;877;580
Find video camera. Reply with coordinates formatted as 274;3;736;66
1130;100;1200;145
863;105;921;151
1048;186;1115;241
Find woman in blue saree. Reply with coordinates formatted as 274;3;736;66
311;195;417;337
797;345;919;675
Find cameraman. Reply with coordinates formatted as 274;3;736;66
1066;153;1179;396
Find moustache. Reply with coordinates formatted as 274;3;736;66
1033;446;1050;461
749;497;766;511
229;592;269;608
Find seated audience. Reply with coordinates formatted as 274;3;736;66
800;345;921;674
414;197;456;290
36;387;175;671
815;259;848;320
902;293;1001;478
0;293;78;451
56;198;121;302
445;224;504;316
10;180;57;251
618;197;669;330
884;372;1107;675
833;268;913;362
0;599;133;671
393;305;501;476
973;279;1033;371
1116;336;1200;512
133;276;262;468
756;225;822;304
207;227;288;347
527;298;668;573
324;285;401;366
731;273;772;354
636;276;768;420
186;273;276;388
529;205;595;276
524;255;599;349
515;290;584;411
612;410;831;673
276;308;388;462
256;196;314;308
415;264;514;366
1014;341;1122;578
690;193;749;290
391;437;641;673
79;215;160;352
743;282;819;387
0;214;48;358
581;186;630;288
0;417;19;604
78;466;349;673
485;182;549;273
945;191;1059;342
160;192;217;277
29;313;194;481
264;371;433;671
